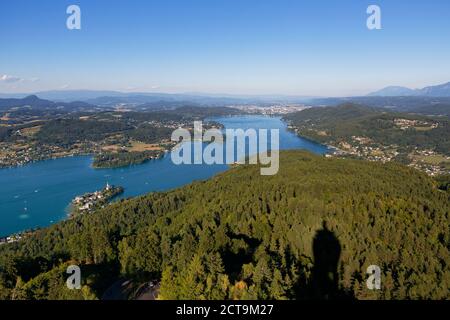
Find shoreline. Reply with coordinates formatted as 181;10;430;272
0;146;172;171
0;151;94;170
0;115;329;238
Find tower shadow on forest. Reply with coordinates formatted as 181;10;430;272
296;221;354;300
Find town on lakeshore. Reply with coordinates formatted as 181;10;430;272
0;233;23;246
0;183;124;244
70;183;124;216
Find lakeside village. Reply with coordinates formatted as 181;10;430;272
0;233;24;246
324;139;450;176
0;183;124;246
70;183;124;216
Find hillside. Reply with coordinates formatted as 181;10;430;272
309;96;450;115
284;104;450;175
285;104;450;156
0;151;449;300
412;103;450;116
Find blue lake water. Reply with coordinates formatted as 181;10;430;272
0;115;328;236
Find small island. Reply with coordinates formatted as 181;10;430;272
70;183;124;217
92;149;165;169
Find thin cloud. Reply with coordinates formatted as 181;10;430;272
0;74;40;84
124;85;161;91
0;74;23;83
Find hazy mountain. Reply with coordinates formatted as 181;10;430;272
85;92;316;106
35;90;125;102
0;95;54;109
367;86;416;97
0;90;134;102
420;82;450;97
0;90;318;106
368;81;450;97
0;95;98;111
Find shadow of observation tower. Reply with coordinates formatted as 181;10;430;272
297;221;354;300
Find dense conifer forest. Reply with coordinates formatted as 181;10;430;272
92;150;164;168
0;151;449;300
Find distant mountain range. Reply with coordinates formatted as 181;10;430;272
1;82;450;116
0;90;318;105
0;95;54;109
0;93;307;112
0;95;99;112
1;81;449;105
368;82;450;97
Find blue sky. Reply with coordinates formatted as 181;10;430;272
1;0;449;96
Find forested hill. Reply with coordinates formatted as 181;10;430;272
284;104;450;156
308;96;450;114
0;151;449;300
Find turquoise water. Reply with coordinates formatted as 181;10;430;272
0;116;328;236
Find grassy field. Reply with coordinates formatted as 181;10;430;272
101;145;122;152
413;154;449;165
414;126;434;132
20;125;42;137
128;141;163;152
101;141;164;153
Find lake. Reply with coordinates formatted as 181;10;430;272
0;115;328;236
